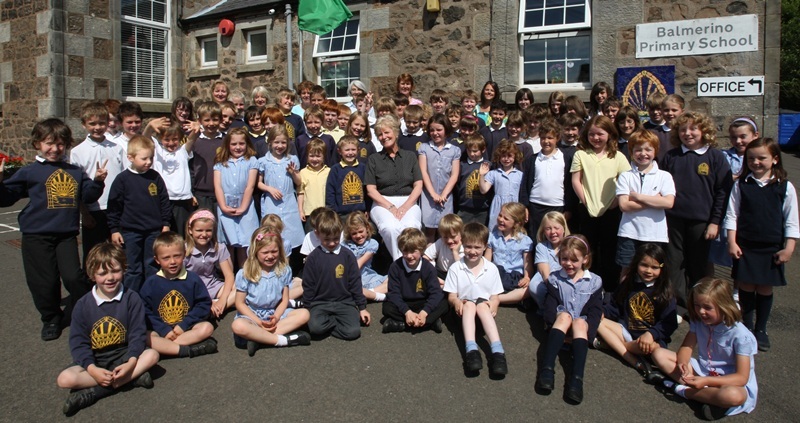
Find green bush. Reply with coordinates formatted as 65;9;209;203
782;0;800;110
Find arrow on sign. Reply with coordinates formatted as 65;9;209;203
748;78;763;93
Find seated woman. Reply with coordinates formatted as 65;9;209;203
365;115;423;259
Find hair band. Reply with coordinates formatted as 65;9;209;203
563;235;589;251
732;117;758;133
188;210;215;225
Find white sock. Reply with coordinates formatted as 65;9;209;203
664;380;688;398
372;292;386;302
289;299;300;308
275;335;288;347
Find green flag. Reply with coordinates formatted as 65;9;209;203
298;0;353;35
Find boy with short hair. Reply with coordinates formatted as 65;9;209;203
190;101;225;212
107;136;172;292
326;135;368;218
643;92;670;161
292;80;316;117
461;90;480;118
430;89;450;115
601;96;622;123
310;85;327;106
423;213;465;285
557;113;584;156
456;134;492;225
393;92;410;121
523;104;549;155
445;222;508;375
479;100;509;160
296;105;336;168
0;118;106;341
139;231;217;358
321;99;345;142
57;243;159;415
276;87;306;138
302;210;371;340
383;228;449;333
151;122;200;236
298;138;331;230
104;99;122;139
337;104;353;130
70;101;126;264
114;101;144;154
519;119;576;235
398;104;427;153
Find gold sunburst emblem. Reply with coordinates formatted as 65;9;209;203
628;292;654;331
46;169;77;209
91;316;126;349
342;171;363;205
466;170;480;199
158;290;189;325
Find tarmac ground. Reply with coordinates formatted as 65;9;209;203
2;151;800;422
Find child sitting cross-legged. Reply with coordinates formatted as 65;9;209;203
140;232;217;358
57;243;159;416
382;227;449;333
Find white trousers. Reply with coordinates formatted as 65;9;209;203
370;196;422;260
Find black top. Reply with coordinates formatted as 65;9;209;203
386;258;444;315
661;147;732;224
738;178;787;244
0;160;103;235
107;169;172;233
604;281;678;346
365;148;422;197
302;246;367;310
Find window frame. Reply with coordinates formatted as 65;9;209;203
245;29;269;63
517;0;592;91
199;36;218;68
120;0;171;102
313;18;361;102
518;0;591;33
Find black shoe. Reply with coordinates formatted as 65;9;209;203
645;369;667;385
382;319;405;333
489;352;508;375
133;372;154;389
636;358;666;384
536;368;555;393
63;388;97;415
289;299;305;309
564;376;584;404
189;338;218;357
755;330;770;352
286;331;311;346
431;318;443;333
42;322;62;341
701;403;728;421
246;340;261;357
464;350;482;371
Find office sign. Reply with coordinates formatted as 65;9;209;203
636;14;758;58
697;76;764;97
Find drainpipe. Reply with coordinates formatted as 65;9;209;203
286;4;293;89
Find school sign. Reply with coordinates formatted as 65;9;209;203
635;15;759;58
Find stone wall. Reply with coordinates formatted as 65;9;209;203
593;0;780;139
0;0;115;158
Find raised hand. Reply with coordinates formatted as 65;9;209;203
94;159;109;182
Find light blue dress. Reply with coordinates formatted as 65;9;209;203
484;167;524;232
258;154;304;249
418;141;461;228
342;238;385;289
214;156;259;247
689;320;758;416
529;240;560;308
234;268;293;321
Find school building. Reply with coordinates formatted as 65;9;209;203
0;1;780;157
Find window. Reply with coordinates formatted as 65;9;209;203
246;29;268;63
314;19;360;99
121;0;170;100
200;36;217;67
518;0;591;89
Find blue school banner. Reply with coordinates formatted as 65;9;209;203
615;66;675;112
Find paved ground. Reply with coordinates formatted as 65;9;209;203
2;152;800;422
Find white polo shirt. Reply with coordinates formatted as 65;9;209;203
616;161;675;242
443;257;503;302
530;149;565;206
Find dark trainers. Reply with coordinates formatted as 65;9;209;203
464;350;483;371
42;322;62;341
536;368;555;393
133;372;154;389
755;330;770;352
189;338;218;357
63;388;97;415
489;352;508;375
246;340;262;357
382;319;405;333
286;331;311;346
431;318;443;333
701;403;728;421
564;376;584;404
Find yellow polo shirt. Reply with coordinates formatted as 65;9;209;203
570;150;631;217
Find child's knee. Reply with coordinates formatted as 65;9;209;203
336;324;361;340
56;369;78;388
720;386;747;407
194;321;214;337
231;319;250;336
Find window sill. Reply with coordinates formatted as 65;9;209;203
237;62;275;75
188;67;221;80
138;102;173;114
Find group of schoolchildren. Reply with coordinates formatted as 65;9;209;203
0;75;794;420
